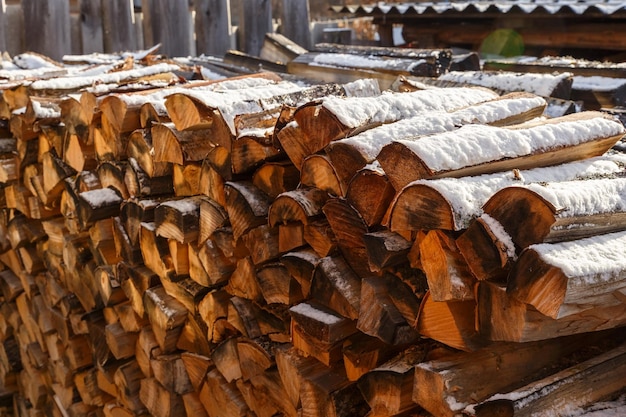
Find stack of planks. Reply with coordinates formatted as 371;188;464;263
1;49;626;417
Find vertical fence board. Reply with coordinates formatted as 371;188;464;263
239;0;271;56
102;0;137;53
0;0;6;52
143;0;191;57
4;4;22;56
194;0;231;57
80;0;104;53
22;0;71;61
281;0;311;49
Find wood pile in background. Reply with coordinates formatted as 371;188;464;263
0;48;625;417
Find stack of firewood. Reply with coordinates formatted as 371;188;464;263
0;51;625;417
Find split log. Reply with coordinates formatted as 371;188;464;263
418;230;475;302
483;177;626;250
77;187;123;230
268;187;329;227
310;255;361;320
345;163;395;227
188;238;234;288
322;198;370;278
154;196;202;244
127;128;172;178
143;286;187;353
357;276;419;345
257;263;304;305
223;181;270;240
242;224;280;265
286;87;497;163
362;230;412;273
300;153;344;196
378;112;625;191
325;92;546;188
172;161;203;197
291;321;343;366
357;345;430;416
152;123;215;166
124;157;174;198
416;292;483;352
478;281;626;342
289;301;357;345
252;161;300;199
198;196;228;244
139;378;185;417
280;248;321;298
472;342;626;417
412;333;607;417
507;230;626;319
97;160;130;200
200;368;251;417
388;154;626;233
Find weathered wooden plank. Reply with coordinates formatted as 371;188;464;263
280;0;311;49
102;0;137;53
239;0;272;56
143;0;191;57
79;0;104;53
22;0;71;61
0;0;6;52
194;0;232;57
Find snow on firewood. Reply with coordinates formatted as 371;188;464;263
400;116;624;173
321;87;498;129
29;62;181;91
438;70;572;97
289;302;343;325
79;187;123;208
158;198;200;215
517;177;626;217
329;94;546;159
572;75;626;92
405;154;626;230
531;230;626;283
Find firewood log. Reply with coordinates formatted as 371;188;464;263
154;196;202;244
143;286;187;353
252;160;299;198
362;230;412;273
124;157;174;198
200;368;252;417
412;333;616;417
358;276;419;345
300;154;345;196
478;281;626;342
139;378;185;417
224;181;270;240
288;87;497;163
113;360;145;413
278;222;306;253
172;161;202;197
136;327;161;379
159;275;209;315
198;196;228;244
127;128;172;178
242;224;280;265
483;177;626;250
378;112;625;191
325;92;546;188
150;353;194;395
507;230;626;319
310;255;361;320
248;370;298;417
418;230;475;302
180;352;213;392
358;345;431;416
303;218;338;257
76;187;123;230
299;361;370;417
416;292;483;352
97;160;130;200
280;248;320;298
152;123;215;165
388;154;626;233
228;296;288;339
322;198;371;278
345;164;395;228
268;188;329;227
105;322;138;360
139;222;175;280
472;342;626;417
176;312;212;356
42;150;76;202
257;263;304;305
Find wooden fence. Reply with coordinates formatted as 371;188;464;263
0;0;314;61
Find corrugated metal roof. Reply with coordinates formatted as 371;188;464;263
332;1;626;17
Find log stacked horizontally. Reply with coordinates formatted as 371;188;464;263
1;51;626;417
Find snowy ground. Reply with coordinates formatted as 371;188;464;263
572;395;626;417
